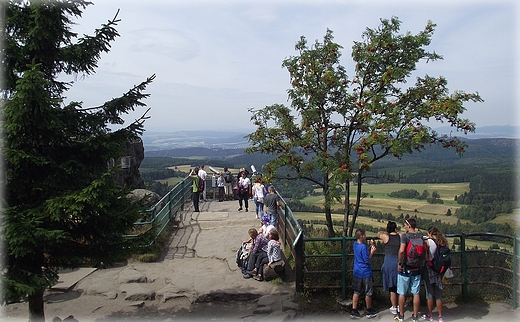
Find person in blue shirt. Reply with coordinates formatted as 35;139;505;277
350;228;378;319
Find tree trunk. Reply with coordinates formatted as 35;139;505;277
348;171;364;236
28;288;45;322
323;176;335;237
324;206;335;237
343;178;351;236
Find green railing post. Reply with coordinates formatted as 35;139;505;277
284;203;289;251
181;180;184;211
341;236;347;300
461;233;468;302
295;233;304;294
512;236;520;309
168;186;173;221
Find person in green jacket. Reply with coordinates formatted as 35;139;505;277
190;167;200;212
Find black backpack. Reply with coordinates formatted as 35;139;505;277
429;242;451;275
225;171;233;183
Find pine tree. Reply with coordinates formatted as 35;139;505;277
1;1;155;320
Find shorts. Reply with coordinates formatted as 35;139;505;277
424;280;443;301
352;275;373;296
397;270;421;295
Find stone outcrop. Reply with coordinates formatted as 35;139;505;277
114;138;145;189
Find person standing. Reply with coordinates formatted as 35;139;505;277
263;185;280;227
198;165;207;202
252;178;266;219
377;221;401;316
421;226;447;322
237;171;251;212
395;218;424;322
190;168;200;213
350;228;378;319
223;167;233;201
217;172;225;202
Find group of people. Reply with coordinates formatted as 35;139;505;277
350;218;448;322
250;178;281;227
240;218;282;281
189;165;236;211
190;166;281;226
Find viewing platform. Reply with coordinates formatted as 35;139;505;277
2;198;518;321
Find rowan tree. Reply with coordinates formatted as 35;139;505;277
1;1;155;320
246;17;482;237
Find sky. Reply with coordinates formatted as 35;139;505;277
61;0;519;134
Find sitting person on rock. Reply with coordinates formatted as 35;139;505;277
243;228;269;279
253;229;282;281
257;215;275;238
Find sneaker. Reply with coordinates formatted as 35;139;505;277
438;317;445;322
253;274;263;281
350;309;361;319
394;315;403;322
421;313;433;321
242;274;250;279
245;208;248;212
366;309;378;319
238;207;243;211
411;314;418;322
390;306;398;315
247;269;257;276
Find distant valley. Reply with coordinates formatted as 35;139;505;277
143;126;520;156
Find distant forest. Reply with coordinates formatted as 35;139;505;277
140;138;518;227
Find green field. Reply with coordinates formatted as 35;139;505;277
294;182;516;251
156;177;184;186
303;182;470;225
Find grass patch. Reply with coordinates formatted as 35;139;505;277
132;219;175;263
156;177;184;186
270;277;284;285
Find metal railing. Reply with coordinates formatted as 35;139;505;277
302;231;519;308
274;197;519;308
125;182;519;308
276;194;305;293
124;177;193;246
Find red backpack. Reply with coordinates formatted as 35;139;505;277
198;177;205;192
404;233;428;269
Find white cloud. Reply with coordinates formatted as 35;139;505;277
128;29;200;61
62;0;518;132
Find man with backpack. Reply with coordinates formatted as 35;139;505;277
421;226;450;322
395;218;427;322
223;167;233;200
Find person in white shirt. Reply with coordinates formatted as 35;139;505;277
252;179;266;219
198;165;207;202
258;215;275;238
217;172;225;202
237;171;251;212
